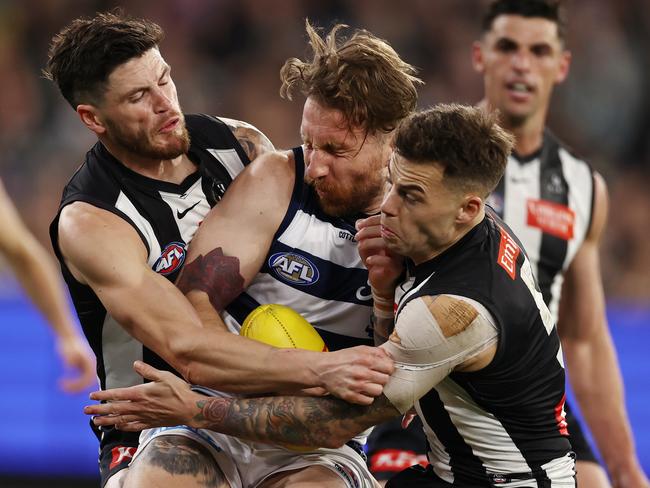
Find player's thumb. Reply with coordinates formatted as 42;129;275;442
133;360;162;382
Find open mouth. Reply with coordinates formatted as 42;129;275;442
505;81;534;100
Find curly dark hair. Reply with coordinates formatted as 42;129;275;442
280;20;422;134
44;11;164;109
394;104;514;196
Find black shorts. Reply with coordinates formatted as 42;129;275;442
367;400;598;481
92;420;140;487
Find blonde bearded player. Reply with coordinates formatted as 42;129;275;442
88;105;579;487
85;21;419;488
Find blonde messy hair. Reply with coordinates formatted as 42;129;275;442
281;21;422;134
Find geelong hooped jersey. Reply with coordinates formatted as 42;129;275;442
487;130;594;321
396;212;573;486
50;114;250;391
223;146;374;351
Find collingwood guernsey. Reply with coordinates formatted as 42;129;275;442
50;114;250;389
487;130;594;321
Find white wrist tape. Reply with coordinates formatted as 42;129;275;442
380;294;499;413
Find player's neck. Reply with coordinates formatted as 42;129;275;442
503;109;547;158
102;141;195;183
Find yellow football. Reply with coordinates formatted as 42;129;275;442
241;304;328;352
240;304;327;452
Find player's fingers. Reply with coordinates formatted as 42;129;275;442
116;421;148;432
133;360;165;382
355;224;382;242
60;375;90;393
355;215;381;231
343;392;374;406
89;387;139;402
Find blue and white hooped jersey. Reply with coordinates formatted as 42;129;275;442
223;146;374;351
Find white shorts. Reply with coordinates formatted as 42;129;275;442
136;425;375;488
134;425;245;488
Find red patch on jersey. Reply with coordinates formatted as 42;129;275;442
370;449;429;473
526;199;575;240
554;393;569;436
154;242;186;275
497;227;520;280
109;446;137;470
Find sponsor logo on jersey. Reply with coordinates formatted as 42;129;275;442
527;199;575;240
154;242;186;275
269;252;319;285
497;227;520;280
369;449;429;473
109;446;137;470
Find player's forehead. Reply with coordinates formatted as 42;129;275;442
106;47;168;95
300;96;364;146
486;14;561;48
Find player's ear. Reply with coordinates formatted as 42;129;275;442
471;41;485;74
555;50;571;84
77;105;107;135
458;194;482;224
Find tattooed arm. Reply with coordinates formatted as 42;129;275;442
87;360;401;449
220;117;275;162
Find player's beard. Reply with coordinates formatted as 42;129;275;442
311;171;383;218
104;115;190;160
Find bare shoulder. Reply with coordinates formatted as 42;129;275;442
219;117;275;162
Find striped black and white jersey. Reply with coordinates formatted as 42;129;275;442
396;212;573;487
223;146;374;351
487;131;594;321
50;114;250;390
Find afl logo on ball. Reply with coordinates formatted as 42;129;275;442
154;242;186;275
269;252;319;285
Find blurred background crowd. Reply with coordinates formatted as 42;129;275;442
0;0;649;300
0;0;647;485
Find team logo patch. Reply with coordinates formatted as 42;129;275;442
154;242;186;275
269;252;319;285
527;199;575;240
109;446;137;470
497;226;520;280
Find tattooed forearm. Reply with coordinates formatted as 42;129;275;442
192;394;399;449
371;311;394;345
176;247;245;312
221;117;275;162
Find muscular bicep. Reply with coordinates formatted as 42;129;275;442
58;203;204;356
380;295;499;413
178;152;295;314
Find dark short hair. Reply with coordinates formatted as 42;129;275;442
394;104;514;196
280;21;422;134
44;11;164;109
482;0;567;44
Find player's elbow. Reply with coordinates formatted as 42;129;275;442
166;335;202;383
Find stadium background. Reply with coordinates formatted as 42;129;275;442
0;0;647;486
